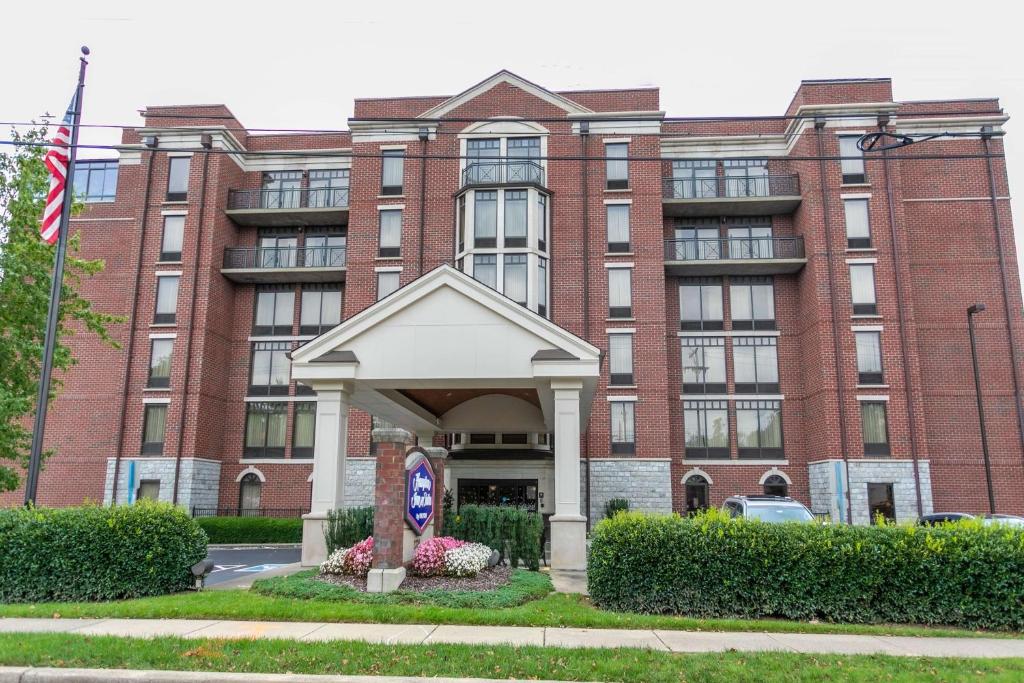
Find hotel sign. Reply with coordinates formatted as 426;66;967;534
405;452;435;535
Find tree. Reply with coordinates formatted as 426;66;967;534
0;125;122;492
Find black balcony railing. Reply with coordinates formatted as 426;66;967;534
191;507;308;518
223;245;347;270
462;159;545;188
662;174;800;200
664;236;805;261
227;187;350;210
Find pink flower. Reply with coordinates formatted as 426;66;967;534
412;536;466;576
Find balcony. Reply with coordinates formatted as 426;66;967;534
221;245;347;283
461;160;546;190
225;187;349;227
662;174;801;217
664;237;806;276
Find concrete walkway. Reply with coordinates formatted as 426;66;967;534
2;617;1023;658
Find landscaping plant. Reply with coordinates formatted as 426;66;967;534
411;536;494;577
588;509;1024;630
196;516;301;544
321;536;374;577
324;506;374;555
604;498;630;519
445;505;542;570
0;501;207;602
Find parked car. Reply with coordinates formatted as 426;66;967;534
722;495;815;523
982;514;1024;528
918;512;975;525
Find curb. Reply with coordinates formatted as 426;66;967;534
206;544;301;550
0;667;577;683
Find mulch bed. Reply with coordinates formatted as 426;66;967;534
317;564;512;593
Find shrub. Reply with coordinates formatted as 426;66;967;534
0;502;207;603
604;498;630;519
325;506;374;555
588;510;1024;630
196;516;301;544
445;505;542;570
320;536;373;577
412;536;465;576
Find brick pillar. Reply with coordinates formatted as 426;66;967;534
425;446;449;534
368;427;413;592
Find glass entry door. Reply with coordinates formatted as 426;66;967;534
457;479;539;512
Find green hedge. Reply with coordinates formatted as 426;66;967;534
589;510;1024;630
0;502;207;603
197;516;302;544
445;505;543;570
325;507;374;554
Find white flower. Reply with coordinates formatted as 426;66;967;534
444;542;493;577
320;547;349;575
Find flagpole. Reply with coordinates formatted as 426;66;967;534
24;46;90;506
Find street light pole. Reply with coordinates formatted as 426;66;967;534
967;303;996;514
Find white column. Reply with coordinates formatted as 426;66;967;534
550;379;587;570
301;382;351;566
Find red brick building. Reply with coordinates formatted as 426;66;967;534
6;72;1022;542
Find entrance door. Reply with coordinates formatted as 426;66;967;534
457;479;539;512
684;475;710;514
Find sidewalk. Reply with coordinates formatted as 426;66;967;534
2;617;1023;658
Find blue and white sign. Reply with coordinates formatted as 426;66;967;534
405;454;435;535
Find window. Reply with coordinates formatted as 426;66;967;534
292;402;316;458
160;216;184;261
249;342;291;396
537;257;548;317
727;222;773;259
73;160;117;202
608;333;634;386
137;479;160;501
844;199;871;248
855;331;884;384
671;160;717;198
736;400;783;459
608;268;632;318
261;170;301;209
304;233;346;268
504;190;528;247
672;220;719;260
458;195;466;252
239;473;262;510
684;474;710;513
610;401;635;454
154;275;179;325
724;159;769;197
681;337;726;394
166;157;190;201
473;255;497;289
861;401;890;456
850;264;878;314
141;404;167;455
147;338;173;389
381;149;404;195
763;474;788;497
258;233;298;268
839;136;866;184
679;278;723;331
684;400;728;459
253;287;294;336
507;137;541;183
469;433;497;445
501;432;528;445
474;191;497;247
537;194;547;251
606;204;630;252
503;254;528;305
308;169;349;208
730;277;776;330
733;337;779;394
378;209;402;257
300;286;341;335
244;402;287;458
868;482;895;523
377;271;400;300
466;138;500;184
605;142;628;189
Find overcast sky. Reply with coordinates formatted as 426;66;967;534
3;0;1021;275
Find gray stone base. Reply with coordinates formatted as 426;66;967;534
550;515;587;570
103;457;220;511
583;458;673;522
343;457;377;508
366;567;406;593
808;459;933;525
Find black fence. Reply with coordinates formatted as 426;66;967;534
664;236;805;261
663;174;800;200
222;245;347;269
462;159;545;188
227;187;349;210
191;507;308;518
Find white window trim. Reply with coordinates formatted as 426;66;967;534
603;198;633;205
160;209;187;216
374;266;403;273
841;192;873;200
148;332;177;340
377;204;405;211
846;257;878;265
243;395;317;403
607;395;638;402
851;325;884;332
166;152;194;158
235;466;266;483
758;467;792;486
379;144;408;151
603;138;632;144
142;397;171;405
603;262;634;269
155;270;182;277
605;327;636;334
856;394;890;402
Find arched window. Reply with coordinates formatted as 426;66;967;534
239;473;262;513
684;474;710;514
763;474;789;497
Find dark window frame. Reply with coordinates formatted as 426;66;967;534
605;142;629;190
861;401;891;456
253;286;295;336
839;135;867;185
503;189;529;248
730;276;777;331
376;271;400;301
763;474;789;497
159;215;184;262
683;400;730;459
610;400;636;455
733;337;780;395
141;404;167;455
473;190;498;248
248;341;292;397
147;338;173;389
855;330;885;385
166;156;190;202
607;267;633;318
679;278;724;331
299;285;343;336
681;337;727;394
378;208;403;257
868;482;896;523
608;333;634;386
381;149;405;196
844;197;872;249
243;401;288;459
736;400;785;459
850;263;878;315
606;203;631;252
291;401;316;458
73;160;118;203
153;275;179;325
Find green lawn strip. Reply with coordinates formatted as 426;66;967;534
2;633;1024;683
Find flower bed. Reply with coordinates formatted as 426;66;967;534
320;536;374;577
411;536;494;577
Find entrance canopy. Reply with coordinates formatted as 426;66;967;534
291;265;600;434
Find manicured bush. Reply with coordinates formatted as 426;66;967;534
445;505;542;570
196;516;301;544
588;510;1024;630
321;536;374;577
325;506;374;555
604;498;630;519
0;502;207;603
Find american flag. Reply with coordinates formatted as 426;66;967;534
40;93;77;245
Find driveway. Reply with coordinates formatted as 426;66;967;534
205;544;302;588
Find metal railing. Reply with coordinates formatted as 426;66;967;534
462;159;545;188
223;245;347;269
664;236;805;261
191;507;308;518
227;186;350;210
662;174;800;200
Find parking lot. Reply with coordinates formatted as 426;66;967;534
205;545;301;587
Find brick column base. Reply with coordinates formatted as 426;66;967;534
368;427;414;592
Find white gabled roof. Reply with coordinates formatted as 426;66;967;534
417;70;594;119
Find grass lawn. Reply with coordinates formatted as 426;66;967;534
2;633;1024;683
